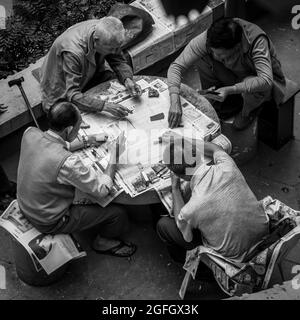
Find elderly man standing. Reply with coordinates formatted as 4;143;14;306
156;136;269;263
17;102;136;257
167;17;287;130
40;16;141;118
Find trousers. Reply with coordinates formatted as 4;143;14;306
197;55;271;119
156;216;203;263
31;204;128;240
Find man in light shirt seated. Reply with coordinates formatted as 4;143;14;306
157;137;269;263
17;102;136;257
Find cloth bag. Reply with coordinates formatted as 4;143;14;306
180;196;300;298
108;3;155;50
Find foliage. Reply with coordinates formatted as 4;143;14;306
0;0;118;79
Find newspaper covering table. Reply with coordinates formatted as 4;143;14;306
74;78;230;212
0;200;86;275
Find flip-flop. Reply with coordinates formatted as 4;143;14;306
93;240;137;258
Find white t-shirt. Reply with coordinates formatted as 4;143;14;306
177;151;269;262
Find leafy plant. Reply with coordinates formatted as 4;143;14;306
0;0;118;79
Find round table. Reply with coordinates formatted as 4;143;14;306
86;75;219;205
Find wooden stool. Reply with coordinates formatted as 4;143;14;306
258;80;300;150
258;96;297;150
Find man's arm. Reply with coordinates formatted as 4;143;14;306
231;36;274;95
63;53;131;117
58;154;114;199
200;141;236;168
105;52;134;85
167;32;208;94
103;141;118;183
171;174;194;242
102;131;126;182
163;132;224;158
57;133;126;199
62;52;105;113
68;133;108;152
167;32;207;128
171;174;185;221
203;141;224;158
105;52;142;97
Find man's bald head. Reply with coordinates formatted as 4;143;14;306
93;16;125;47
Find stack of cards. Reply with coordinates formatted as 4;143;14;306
126;105;135;114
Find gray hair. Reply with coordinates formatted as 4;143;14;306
94;16;125;45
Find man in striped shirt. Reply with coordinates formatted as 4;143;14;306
167;17;287;130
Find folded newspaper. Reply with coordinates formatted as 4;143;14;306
0;200;86;275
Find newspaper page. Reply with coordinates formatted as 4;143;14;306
149;79;220;139
0;200;86;274
116;78;219;142
110;79;220;198
154;134;232;214
90;78;219;141
127;0;213;73
127;0;175;72
115;162;170;198
78;78;221;200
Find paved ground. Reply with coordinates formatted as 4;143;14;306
0;12;300;300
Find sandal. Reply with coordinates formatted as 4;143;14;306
93;240;137;258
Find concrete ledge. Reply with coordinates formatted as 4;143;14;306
0;0;225;140
0;58;44;139
227;275;300;300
